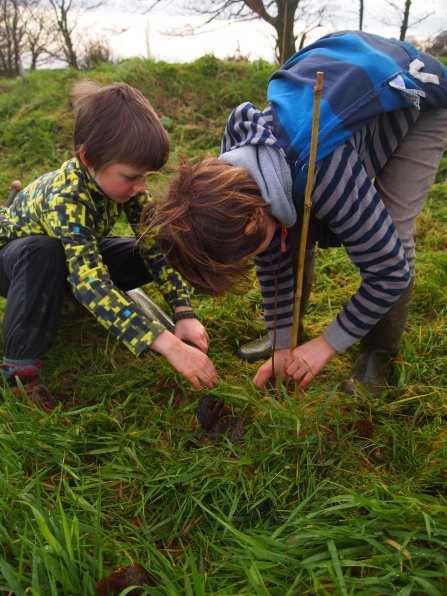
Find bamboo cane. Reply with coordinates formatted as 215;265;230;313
290;71;324;350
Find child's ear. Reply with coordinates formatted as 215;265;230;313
78;149;90;169
244;219;258;236
244;211;268;235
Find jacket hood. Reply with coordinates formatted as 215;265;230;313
219;102;296;227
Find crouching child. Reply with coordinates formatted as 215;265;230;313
0;80;218;399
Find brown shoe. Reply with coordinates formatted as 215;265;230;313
12;381;58;414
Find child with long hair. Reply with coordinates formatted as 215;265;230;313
150;31;447;395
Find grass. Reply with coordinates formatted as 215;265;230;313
1;59;447;594
0;56;276;198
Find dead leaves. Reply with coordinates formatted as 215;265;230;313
197;396;231;431
95;563;156;596
352;419;375;439
352;419;382;461
197;396;245;444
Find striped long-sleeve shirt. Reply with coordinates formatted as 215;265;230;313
220;30;447;352
254;108;418;351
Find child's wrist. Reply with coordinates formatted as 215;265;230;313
150;329;179;356
172;310;198;324
174;305;193;313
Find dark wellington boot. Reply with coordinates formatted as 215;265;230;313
237;244;315;362
343;279;414;397
237;333;272;362
126;288;175;332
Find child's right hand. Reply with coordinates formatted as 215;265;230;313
150;330;218;392
253;335;337;389
253;348;290;387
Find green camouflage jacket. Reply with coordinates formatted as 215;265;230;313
0;158;191;356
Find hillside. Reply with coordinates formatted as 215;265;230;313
0;57;276;196
0;58;447;595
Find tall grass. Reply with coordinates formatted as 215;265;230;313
1;59;447;594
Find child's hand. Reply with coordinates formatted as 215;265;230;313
284;335;337;388
150;330;218;392
253;348;291;387
174;318;210;353
253;335;337;389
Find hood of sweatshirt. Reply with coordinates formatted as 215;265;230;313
218;102;296;228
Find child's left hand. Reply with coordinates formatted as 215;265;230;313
174;317;210;353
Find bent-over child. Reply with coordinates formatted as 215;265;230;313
151;31;447;396
0;80;218;402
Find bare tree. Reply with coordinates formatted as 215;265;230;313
45;0;108;69
428;30;447;56
384;0;434;41
359;0;363;30
47;0;79;68
0;0;117;74
295;0;335;50
0;0;27;76
0;0;61;76
22;1;58;69
399;0;411;39
142;0;337;64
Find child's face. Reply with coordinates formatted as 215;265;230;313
89;162;150;203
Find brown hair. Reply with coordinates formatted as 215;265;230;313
72;80;169;172
146;156;271;296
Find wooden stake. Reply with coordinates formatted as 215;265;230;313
5;180;22;208
290;71;324;351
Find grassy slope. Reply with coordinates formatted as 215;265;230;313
0;58;447;595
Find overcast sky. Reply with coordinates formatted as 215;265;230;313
83;0;446;63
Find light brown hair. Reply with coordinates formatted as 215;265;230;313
146;156;271;296
72;80;169;172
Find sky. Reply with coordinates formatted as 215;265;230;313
80;0;446;64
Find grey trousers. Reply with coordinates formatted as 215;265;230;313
375;107;447;276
